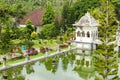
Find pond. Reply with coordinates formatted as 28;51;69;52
0;51;95;80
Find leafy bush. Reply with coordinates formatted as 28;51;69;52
40;23;59;39
31;31;37;39
21;40;34;48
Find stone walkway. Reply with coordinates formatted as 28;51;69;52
0;47;77;72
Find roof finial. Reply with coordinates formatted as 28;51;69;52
85;12;90;16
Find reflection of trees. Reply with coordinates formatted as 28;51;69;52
44;58;52;71
61;53;69;71
51;56;59;73
44;56;59;73
68;52;75;66
73;54;94;80
74;64;94;80
2;66;25;80
25;63;34;74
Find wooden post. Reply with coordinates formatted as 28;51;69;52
45;47;48;56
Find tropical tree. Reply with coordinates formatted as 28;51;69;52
10;3;27;23
42;3;55;25
0;1;10;40
0;19;12;55
25;20;34;40
61;1;75;32
91;0;119;80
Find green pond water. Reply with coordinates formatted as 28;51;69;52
0;51;102;80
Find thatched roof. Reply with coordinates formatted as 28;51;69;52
73;12;99;27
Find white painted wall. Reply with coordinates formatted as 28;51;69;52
75;26;98;50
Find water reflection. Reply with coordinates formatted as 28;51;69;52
25;63;34;74
0;51;95;80
0;66;25;80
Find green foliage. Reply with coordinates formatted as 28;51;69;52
25;20;34;40
31;31;37;39
61;1;76;31
10;3;26;22
112;0;120;20
92;1;118;80
42;3;55;25
90;0;117;42
40;23;59;39
61;0;100;32
21;39;34;48
0;1;10;21
0;19;12;54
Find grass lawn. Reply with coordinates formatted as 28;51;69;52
7;57;25;66
32;39;58;48
0;39;75;68
30;53;44;59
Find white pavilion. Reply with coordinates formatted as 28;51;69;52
73;12;99;50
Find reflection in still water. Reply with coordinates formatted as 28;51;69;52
0;51;95;80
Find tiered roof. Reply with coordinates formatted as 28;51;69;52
73;12;99;27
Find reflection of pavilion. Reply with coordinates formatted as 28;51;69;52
74;55;94;80
75;54;92;68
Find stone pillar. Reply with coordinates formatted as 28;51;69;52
44;47;48;56
68;41;71;50
3;56;6;67
26;52;30;61
57;44;61;52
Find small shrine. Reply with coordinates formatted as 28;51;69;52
73;12;99;50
